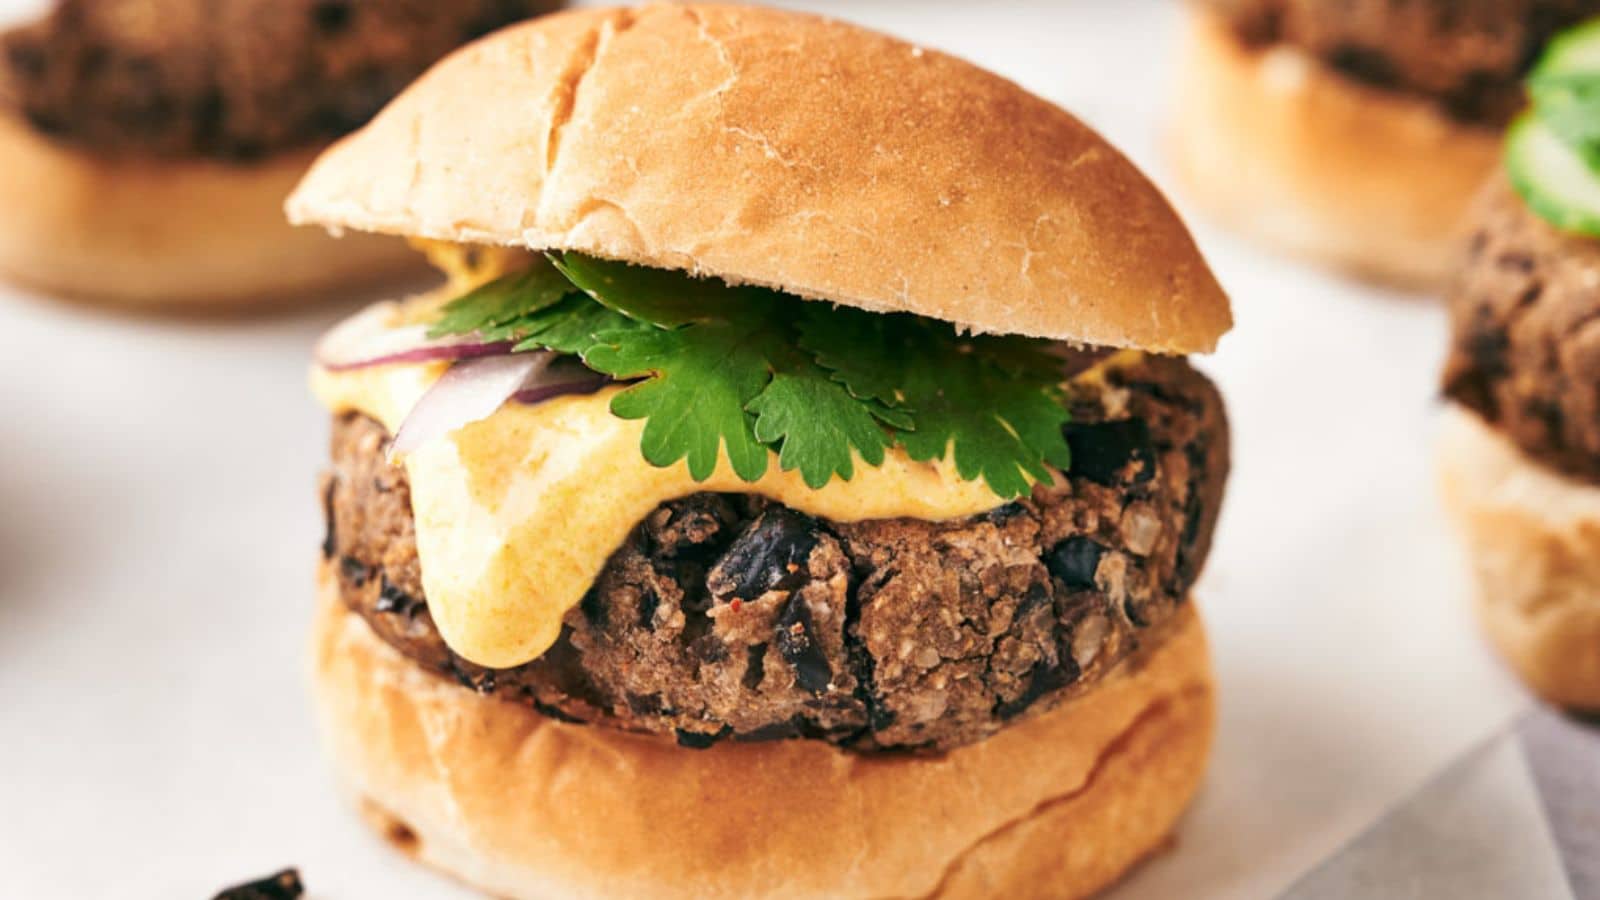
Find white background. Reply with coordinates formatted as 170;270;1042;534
0;2;1531;898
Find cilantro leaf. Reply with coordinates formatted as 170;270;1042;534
425;253;1074;498
797;305;915;410
894;344;1070;499
551;252;755;327
427;260;574;340
748;359;901;488
804;309;1070;497
511;293;647;355
584;321;773;481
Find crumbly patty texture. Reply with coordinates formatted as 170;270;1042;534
1198;0;1600;125
0;0;557;159
323;353;1229;752
1444;177;1600;484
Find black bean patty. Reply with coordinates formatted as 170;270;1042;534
1197;0;1600;125
0;0;558;160
1444;177;1600;484
322;353;1229;753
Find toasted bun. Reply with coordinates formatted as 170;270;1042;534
0;109;422;311
1170;10;1501;290
310;569;1215;899
288;4;1230;352
1439;408;1600;711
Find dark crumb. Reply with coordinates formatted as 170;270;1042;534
212;868;302;900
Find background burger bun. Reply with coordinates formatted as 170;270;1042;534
311;571;1215;900
1170;8;1501;290
1439;408;1600;711
288;4;1232;353
0;109;421;311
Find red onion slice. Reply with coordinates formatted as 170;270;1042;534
390;353;555;457
512;357;612;404
316;302;513;372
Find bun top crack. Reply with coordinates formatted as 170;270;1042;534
289;4;1232;353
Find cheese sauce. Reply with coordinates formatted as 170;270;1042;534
313;338;1008;668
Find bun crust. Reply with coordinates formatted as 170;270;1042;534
1170;10;1500;290
288;4;1231;352
1439;408;1600;711
0;110;421;310
309;569;1215;900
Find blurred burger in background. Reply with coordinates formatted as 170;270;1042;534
1440;19;1600;712
0;0;560;310
293;5;1233;898
1172;0;1600;289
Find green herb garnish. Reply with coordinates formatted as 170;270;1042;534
1509;18;1600;236
429;253;1072;497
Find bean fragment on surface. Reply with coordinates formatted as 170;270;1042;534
212;868;303;900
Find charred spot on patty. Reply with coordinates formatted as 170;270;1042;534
323;353;1230;752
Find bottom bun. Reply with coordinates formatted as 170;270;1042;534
0;110;423;311
1169;10;1499;290
1439;408;1600;711
309;568;1215;900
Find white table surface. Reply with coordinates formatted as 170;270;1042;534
0;2;1532;898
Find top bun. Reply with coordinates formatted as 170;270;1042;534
289;4;1231;353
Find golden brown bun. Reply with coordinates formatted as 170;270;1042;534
1439;408;1600;711
1170;9;1501;290
288;4;1231;353
309;569;1215;899
0;109;422;311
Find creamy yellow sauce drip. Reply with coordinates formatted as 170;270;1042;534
314;248;1144;669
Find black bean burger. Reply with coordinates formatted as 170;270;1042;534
1172;0;1600;288
0;0;558;309
291;6;1235;898
1441;18;1600;711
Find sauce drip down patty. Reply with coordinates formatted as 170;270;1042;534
322;353;1229;752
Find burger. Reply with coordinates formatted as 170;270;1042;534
292;6;1234;898
0;0;559;310
1441;19;1600;711
1172;0;1600;288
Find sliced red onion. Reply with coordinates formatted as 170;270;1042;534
390;353;555;457
315;302;513;372
511;357;612;404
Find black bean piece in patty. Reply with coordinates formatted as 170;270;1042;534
707;510;818;601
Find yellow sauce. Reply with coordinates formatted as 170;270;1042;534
313;345;1007;669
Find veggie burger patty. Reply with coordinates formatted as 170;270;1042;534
1444;176;1600;485
323;352;1229;752
1199;0;1600;125
0;0;555;159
